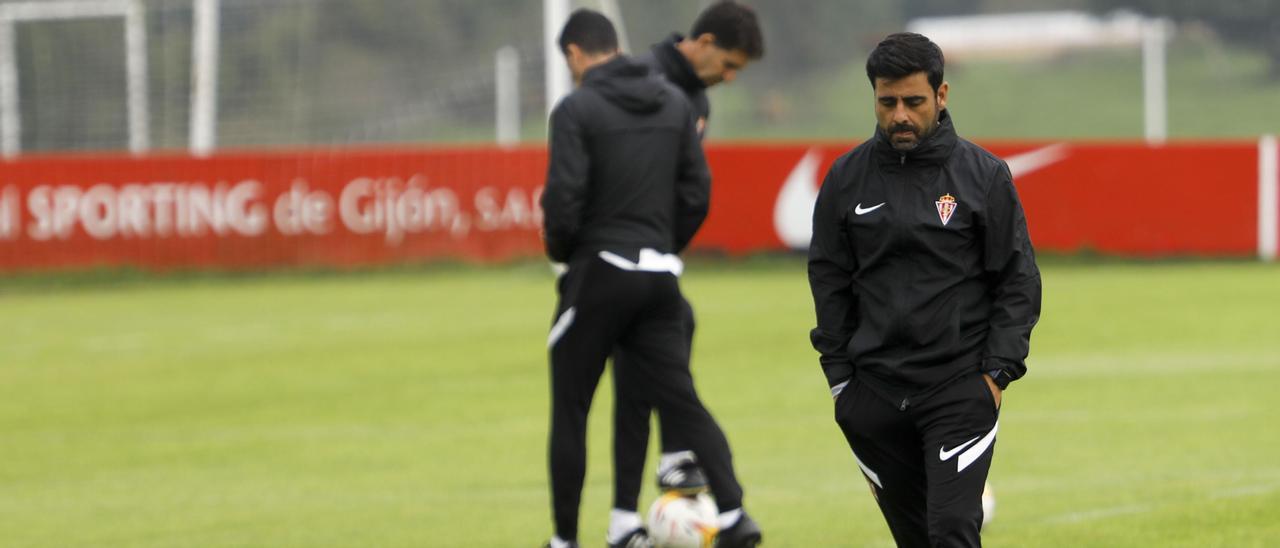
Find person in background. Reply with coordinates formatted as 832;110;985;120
605;3;764;545
541;9;762;548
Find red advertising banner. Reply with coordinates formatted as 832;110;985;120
739;141;1264;257
0;147;548;272
0;140;1272;273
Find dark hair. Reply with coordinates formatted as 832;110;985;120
558;9;618;55
865;32;944;91
690;1;765;59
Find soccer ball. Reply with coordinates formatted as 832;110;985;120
981;482;996;530
647;492;719;548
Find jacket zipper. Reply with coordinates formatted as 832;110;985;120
893;152;909;414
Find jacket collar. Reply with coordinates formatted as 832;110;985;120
650;33;706;94
873;109;958;166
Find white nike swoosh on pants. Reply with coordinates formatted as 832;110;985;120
945;422;998;473
854;452;882;488
939;436;980;462
547;307;575;349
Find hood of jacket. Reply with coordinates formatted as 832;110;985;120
873;108;958;166
582;55;667;114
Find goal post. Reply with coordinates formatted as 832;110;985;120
189;0;219;157
0;0;149;157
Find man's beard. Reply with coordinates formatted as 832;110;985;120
886;112;938;152
888;123;920;151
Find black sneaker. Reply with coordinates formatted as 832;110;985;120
714;512;761;548
656;460;708;495
607;527;652;548
543;541;580;548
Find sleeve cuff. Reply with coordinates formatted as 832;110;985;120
823;362;855;388
982;357;1022;389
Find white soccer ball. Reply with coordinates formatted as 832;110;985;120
981;482;996;530
647;492;719;548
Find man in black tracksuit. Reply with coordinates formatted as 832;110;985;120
808;33;1041;547
540;10;761;548
601;3;764;545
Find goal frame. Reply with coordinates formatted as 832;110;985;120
0;0;148;157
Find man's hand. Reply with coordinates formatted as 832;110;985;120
982;373;1003;409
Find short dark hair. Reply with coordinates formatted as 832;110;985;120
865;32;944;91
690;1;764;59
558;9;618;55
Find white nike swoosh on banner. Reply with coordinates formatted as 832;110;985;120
854;202;885;215
773;148;823;249
1005;143;1069;180
939;436;981;461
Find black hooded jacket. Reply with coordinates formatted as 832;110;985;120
808;110;1042;408
636;34;710;134
540;55;710;263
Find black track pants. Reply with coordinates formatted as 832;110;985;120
547;256;743;541
610;296;694;511
834;372;1000;548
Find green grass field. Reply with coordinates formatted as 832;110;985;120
3;258;1279;547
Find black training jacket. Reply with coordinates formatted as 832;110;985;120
541;55;710;263
808;110;1041;408
636;34;710;135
